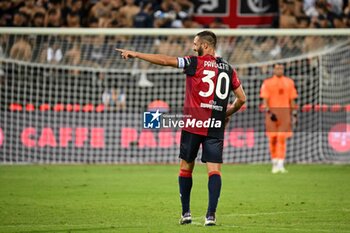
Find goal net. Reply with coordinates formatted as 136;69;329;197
0;28;349;164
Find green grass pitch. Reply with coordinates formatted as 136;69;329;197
0;164;350;233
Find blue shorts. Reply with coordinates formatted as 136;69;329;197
179;130;223;163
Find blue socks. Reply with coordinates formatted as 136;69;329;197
207;171;222;217
179;169;193;215
179;169;222;217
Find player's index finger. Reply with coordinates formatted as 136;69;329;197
115;48;123;52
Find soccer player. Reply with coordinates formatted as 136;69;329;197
116;30;246;226
260;64;298;174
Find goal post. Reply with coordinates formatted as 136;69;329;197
0;28;349;164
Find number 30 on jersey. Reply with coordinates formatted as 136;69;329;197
199;70;230;100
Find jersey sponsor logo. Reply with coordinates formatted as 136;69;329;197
200;102;224;111
239;0;278;15
194;0;229;16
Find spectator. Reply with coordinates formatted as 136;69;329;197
39;37;63;64
66;12;82;27
47;0;63;10
88;17;99;28
10;37;32;62
69;0;84;14
19;0;46;21
327;0;343;15
102;88;126;111
279;0;297;28
119;0;141;27
253;38;281;62
63;37;82;74
90;0;112;19
111;0;124;9
133;3;154;28
32;12;46;27
82;36;110;67
153;0;176;28
62;0;85;26
12;11;30;27
281;37;301;57
170;1;191;28
332;14;346;28
176;0;194;14
46;8;62;27
316;14;330;27
296;15;311;28
108;7;122;27
302;36;324;53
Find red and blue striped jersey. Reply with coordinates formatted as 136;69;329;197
177;54;241;139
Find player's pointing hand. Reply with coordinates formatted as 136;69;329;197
115;48;137;60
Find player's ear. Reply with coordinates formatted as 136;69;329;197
203;42;209;49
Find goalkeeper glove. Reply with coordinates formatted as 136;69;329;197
267;110;278;122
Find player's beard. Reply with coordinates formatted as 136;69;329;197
197;46;203;56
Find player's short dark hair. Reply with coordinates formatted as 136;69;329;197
274;63;284;68
196;30;217;48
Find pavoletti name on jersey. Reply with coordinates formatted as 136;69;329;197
162;118;222;128
204;61;229;71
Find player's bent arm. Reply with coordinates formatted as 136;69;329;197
290;99;297;115
116;48;178;67
263;98;270;112
290;99;296;110
226;85;246;117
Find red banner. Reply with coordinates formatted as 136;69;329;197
193;0;278;28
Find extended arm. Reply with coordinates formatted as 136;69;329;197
116;48;178;67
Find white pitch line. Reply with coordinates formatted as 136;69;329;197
192;208;349;220
234;225;350;233
189;209;350;232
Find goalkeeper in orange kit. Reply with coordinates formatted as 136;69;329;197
260;64;298;173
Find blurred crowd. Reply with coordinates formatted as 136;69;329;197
0;0;204;28
0;0;349;76
0;0;349;28
279;0;350;28
1;0;349;111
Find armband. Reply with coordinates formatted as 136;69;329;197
177;57;185;68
